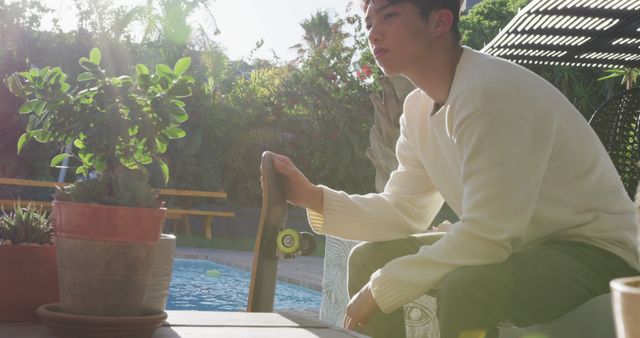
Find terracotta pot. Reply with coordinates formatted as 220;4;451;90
53;201;165;317
143;234;176;312
38;303;167;338
53;201;164;243
0;245;59;322
610;276;640;338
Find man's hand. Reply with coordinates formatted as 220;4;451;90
270;152;323;213
429;220;454;233
343;282;380;330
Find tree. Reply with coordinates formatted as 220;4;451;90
216;9;376;204
599;68;639;91
141;0;218;64
300;10;333;51
459;0;530;49
460;0;609;117
0;0;57;180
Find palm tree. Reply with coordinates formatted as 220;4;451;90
74;0;144;42
300;10;333;50
600;68;640;91
548;66;603;117
110;5;146;41
141;0;218;63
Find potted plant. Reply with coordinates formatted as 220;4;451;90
5;48;193;317
0;202;58;322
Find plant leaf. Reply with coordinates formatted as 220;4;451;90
17;133;28;154
155;138;167;153
73;139;85;149
79;60;99;71
597;73;622;82
156;64;174;78
77;72;95;82
172;109;189;123
50;153;71;167
173;57;191;76
117;75;133;85
168;83;191;98
34;101;46;115
19;100;40;114
30;129;48;143
6;75;25;98
90;48;101;65
158;159;169;185
136;64;149;75
164;127;186;139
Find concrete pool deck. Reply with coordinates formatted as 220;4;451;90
2;311;369;337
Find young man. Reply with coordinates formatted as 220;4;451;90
271;0;640;337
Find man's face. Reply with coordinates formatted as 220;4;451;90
364;0;434;76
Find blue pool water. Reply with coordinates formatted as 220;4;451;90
166;259;322;311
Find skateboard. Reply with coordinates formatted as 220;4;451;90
247;151;317;312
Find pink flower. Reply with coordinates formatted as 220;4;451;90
361;64;372;77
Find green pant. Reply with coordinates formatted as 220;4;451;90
347;233;638;338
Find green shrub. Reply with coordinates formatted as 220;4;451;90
5;48;194;207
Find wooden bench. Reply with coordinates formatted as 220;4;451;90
157;188;235;240
0;177;234;240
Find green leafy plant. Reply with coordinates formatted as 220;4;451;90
0;203;54;245
599;68;639;91
4;48;194;208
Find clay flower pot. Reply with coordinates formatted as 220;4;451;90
53;201;165;317
610;276;640;338
0;244;59;322
143;234;176;312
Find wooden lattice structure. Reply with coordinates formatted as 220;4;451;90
482;0;640;68
588;87;640;198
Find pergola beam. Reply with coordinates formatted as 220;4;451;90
483;0;640;69
491;44;639;55
483;53;640;68
503;28;638;39
530;7;632;19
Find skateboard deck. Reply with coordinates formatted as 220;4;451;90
247;151;288;312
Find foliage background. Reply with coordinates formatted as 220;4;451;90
0;0;630;206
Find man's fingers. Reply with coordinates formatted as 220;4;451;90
272;156;292;175
272;153;292;166
343;315;352;329
345;315;357;330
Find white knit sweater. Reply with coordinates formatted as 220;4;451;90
307;47;639;314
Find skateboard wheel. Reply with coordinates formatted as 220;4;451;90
276;228;300;254
299;232;317;256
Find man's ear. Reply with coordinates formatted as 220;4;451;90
431;8;454;37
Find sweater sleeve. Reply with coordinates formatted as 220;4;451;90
370;109;555;313
306;113;445;241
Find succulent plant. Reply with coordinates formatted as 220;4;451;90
0;203;54;245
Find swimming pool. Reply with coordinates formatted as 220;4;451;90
166;259;322;311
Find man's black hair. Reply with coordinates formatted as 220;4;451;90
361;0;461;41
